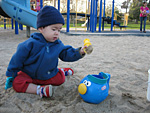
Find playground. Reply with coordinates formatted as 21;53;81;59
0;0;150;36
0;0;150;112
0;28;150;112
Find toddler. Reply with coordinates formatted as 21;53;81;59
5;6;88;98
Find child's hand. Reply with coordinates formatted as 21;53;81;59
80;46;87;55
80;45;93;55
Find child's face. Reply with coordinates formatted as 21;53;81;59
39;24;63;42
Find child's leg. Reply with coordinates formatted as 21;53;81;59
13;68;74;97
25;68;74;97
25;83;37;94
26;83;52;98
13;71;33;93
13;72;52;98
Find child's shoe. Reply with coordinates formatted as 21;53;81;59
39;85;52;98
63;68;74;76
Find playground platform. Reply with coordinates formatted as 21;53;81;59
61;29;150;37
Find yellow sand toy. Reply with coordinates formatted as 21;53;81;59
83;39;93;54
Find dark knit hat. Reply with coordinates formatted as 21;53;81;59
37;6;65;29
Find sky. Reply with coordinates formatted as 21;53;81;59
106;0;128;13
106;0;126;5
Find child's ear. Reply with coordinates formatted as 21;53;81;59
38;27;43;33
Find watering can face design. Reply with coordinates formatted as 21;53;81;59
78;72;111;104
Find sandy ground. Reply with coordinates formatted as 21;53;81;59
0;29;150;113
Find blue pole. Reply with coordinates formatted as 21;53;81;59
11;19;14;29
90;0;93;31
102;0;105;31
103;0;105;17
67;0;70;32
94;0;98;31
58;0;60;11
19;23;23;30
40;0;43;9
92;0;96;32
4;18;6;29
111;0;114;31
15;21;18;34
99;0;102;32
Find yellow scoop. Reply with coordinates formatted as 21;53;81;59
83;39;93;54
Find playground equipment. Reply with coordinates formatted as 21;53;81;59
123;13;129;30
60;0;91;32
81;19;88;27
0;0;37;28
78;72;111;104
103;3;128;30
0;0;123;35
64;0;118;32
0;17;10;29
102;14;128;30
0;0;38;36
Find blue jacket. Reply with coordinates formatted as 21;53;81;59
6;33;84;80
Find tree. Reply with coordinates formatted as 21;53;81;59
121;0;131;13
129;0;142;23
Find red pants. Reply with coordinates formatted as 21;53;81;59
13;69;65;93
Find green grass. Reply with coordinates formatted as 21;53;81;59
63;20;150;30
1;21;150;30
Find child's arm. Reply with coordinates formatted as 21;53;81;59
59;46;85;62
59;39;93;61
6;42;31;78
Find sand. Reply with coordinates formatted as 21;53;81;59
0;28;150;113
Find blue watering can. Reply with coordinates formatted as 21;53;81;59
78;72;111;104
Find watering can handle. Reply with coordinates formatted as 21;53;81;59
105;73;111;86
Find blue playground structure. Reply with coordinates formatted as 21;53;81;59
59;0;126;32
0;0;37;28
0;0;38;36
0;0;125;35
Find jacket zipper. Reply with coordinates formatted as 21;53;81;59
35;44;49;78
